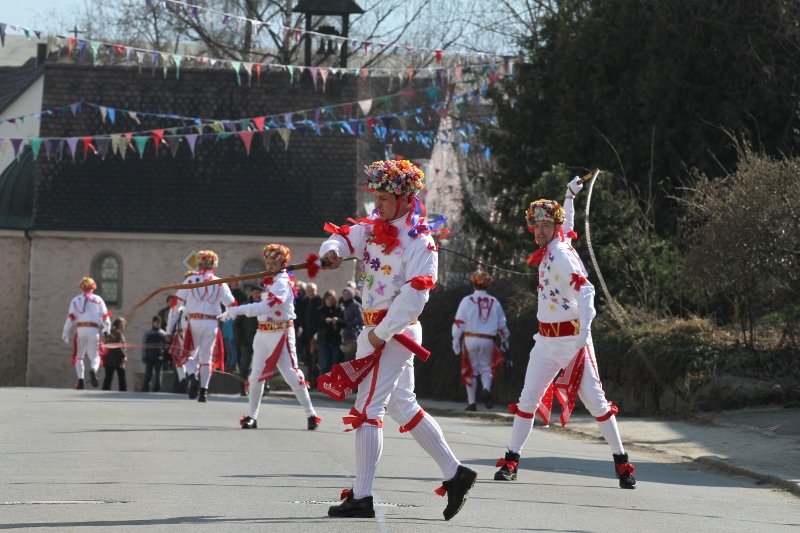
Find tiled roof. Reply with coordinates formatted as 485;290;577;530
0;58;43;115
30;63;440;236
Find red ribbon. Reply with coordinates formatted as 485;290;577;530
495;458;519;471
434;485;447;496
567;230;578;240
508;403;534;419
340;488;352;500
407;275;435;290
323;222;355;254
569;273;587;291
342;407;383;432
526;247;547;267
357;217;400;254
615;462;635;477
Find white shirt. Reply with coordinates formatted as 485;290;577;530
234;271;296;322
451;290;509;353
320;214;437;341
63;292;110;337
167;270;235;331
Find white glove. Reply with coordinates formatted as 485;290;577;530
574;329;590;350
217;308;239;322
501;339;510;352
567;176;583;198
62;333;71;345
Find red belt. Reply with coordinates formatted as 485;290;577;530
464;332;494;339
363;309;418;327
538;320;579;337
76;322;98;328
187;313;217;320
257;320;293;332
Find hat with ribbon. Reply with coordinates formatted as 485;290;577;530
262;244;291;267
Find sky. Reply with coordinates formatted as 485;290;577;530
2;0;87;31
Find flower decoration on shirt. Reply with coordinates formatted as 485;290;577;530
525;199;565;228
262;243;291;268
78;276;96;291
196;250;219;270
364;159;425;197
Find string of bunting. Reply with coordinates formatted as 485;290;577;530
0;21;512;89
149;0;520;64
0;90;494;162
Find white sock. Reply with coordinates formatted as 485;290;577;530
353;425;382;499
598;416;625;455
176;366;186;380
466;380;478;404
291;384;315;418
248;381;265;418
409;413;459;480
75;361;84;379
199;365;211;388
507;415;534;454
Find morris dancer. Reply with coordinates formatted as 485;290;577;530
62;276;111;389
167;272;195;394
493;177;636;489
452;269;510;411
319;159;477;521
166;251;234;403
218;244;320;431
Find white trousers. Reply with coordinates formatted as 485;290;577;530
464;336;495;400
508;334;621;454
188;319;218;388
355;322;424;423
248;328;315;419
74;327;101;378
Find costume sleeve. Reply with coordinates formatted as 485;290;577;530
219;282;236;308
496;299;510;342
319;222;368;258
166;290;187;334
560;249;596;333
451;297;468;353
373;236;437;341
563;195;576;238
99;298;111;333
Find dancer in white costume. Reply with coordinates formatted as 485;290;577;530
62;276;111;389
166;250;234;402
319;159;477;521
452;269;510;410
493;176;636;489
218;244;320;431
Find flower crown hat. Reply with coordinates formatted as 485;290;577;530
79;276;96;291
196;250;219;270
526;199;565;228
263;244;291;267
364;159;425;197
470;269;493;287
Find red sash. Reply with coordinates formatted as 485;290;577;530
460;341;505;386
536;347;586;427
181;323;224;373
257;330;288;382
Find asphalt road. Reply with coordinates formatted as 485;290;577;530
1;388;798;532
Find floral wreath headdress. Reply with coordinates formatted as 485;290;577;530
262;244;291;267
79;276;96;291
196;250;219;270
525;199;565;229
364;159;425;197
470;269;493;287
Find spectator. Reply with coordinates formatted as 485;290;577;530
339;287;363;360
235;285;262;396
315;290;344;374
141;316;167;392
294;280;308;371
301;282;322;372
339;280;362;305
221;313;238;372
102;318;128;391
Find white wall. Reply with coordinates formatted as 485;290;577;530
0;75;43;174
0;231;30;385
27;231;357;388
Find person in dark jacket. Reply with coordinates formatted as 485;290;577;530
235;285;262;396
339;287;364;360
302;283;323;379
315;290;345;374
141;316;167;392
102;318;128;391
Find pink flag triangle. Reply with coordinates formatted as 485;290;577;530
252;117;265;131
152;129;164;156
238;131;255;155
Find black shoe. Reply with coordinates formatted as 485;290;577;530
308;415;320;430
197;388;208;403
240;415;257;429
613;453;637;489
141;384;150;392
75;379;85;390
89;370;99;388
328;490;375;518
176;378;188;394
465;403;477;412
494;450;519;481
187;374;199;399
482;389;494;409
441;465;478;521
153;386;161;393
